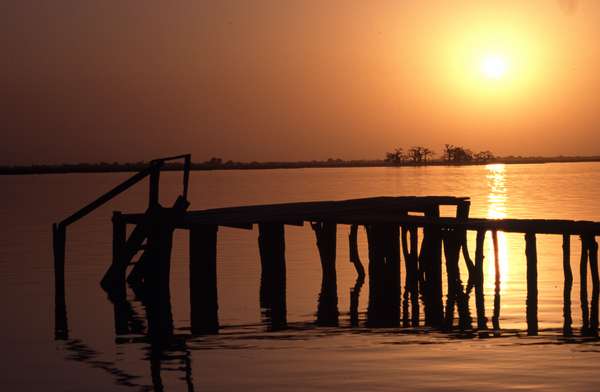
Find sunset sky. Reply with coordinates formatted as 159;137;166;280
2;0;599;164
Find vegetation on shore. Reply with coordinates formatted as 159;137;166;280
2;151;600;175
385;144;494;164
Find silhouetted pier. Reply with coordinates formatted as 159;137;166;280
53;155;600;343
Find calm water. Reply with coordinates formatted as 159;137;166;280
2;162;600;391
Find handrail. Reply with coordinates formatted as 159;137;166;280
53;153;191;340
57;154;191;228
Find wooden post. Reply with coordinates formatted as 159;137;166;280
401;225;419;327
149;166;160;208
426;207;443;328
409;226;420;326
312;222;338;326
99;211;128;296
366;224;384;326
258;223;287;330
52;223;68;340
349;224;365;279
443;227;471;330
562;234;573;335
144;207;175;341
182;155;191;199
126;250;149;289
349;224;364;327
126;197;189;289
588;235;599;335
580;236;589;333
443;228;459;330
113;211;127;299
454;201;472;330
366;223;400;327
113;297;131;335
474;229;488;330
189;225;219;334
492;230;501;331
388;224;401;325
525;232;538;336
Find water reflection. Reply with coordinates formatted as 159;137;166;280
485;164;509;293
485;164;508;332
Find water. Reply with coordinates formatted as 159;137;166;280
2;162;600;391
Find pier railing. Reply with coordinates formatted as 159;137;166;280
52;154;190;339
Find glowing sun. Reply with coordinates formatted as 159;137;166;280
480;54;509;80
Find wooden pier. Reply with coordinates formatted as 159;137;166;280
53;155;600;341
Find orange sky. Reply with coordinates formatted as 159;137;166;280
2;0;599;164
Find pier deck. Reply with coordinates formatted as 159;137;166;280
120;197;600;235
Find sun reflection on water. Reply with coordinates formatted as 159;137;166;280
485;164;509;292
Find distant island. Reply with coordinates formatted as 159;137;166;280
2;145;600;175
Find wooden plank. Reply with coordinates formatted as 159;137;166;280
150;153;191;163
122;212;600;235
117;194;600;236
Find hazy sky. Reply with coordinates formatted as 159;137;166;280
2;0;599;164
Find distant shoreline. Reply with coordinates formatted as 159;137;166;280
1;156;600;175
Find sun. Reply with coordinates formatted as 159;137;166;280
480;54;509;80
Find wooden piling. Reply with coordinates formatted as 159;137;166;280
409;226;420;326
126;250;149;289
389;224;401;324
442;228;460;330
258;223;287;329
366;223;401;327
312;222;338;326
113;297;131;335
562;234;573;335
349;224;364;327
350;275;364;327
588;235;599;335
349;224;365;279
474;229;488;330
189;225;219;334
148;166;160;207
52;223;68;340
492;230;501;331
525;232;538;336
580;236;590;333
454;201;473;330
144;207;176;340
401;225;419;327
125;197;189;289
426;207;444;327
112;212;127;299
